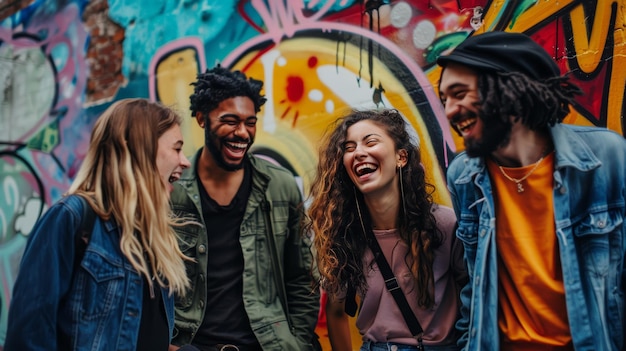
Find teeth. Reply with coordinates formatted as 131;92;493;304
456;118;476;132
355;163;377;176
227;142;248;149
169;173;180;183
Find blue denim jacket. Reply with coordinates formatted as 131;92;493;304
5;195;175;351
446;124;626;351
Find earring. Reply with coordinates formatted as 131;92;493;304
398;165;407;217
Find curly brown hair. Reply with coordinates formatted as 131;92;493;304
308;109;442;308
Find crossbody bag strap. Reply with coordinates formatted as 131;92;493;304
365;229;425;350
261;199;296;335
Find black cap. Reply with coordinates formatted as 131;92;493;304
436;31;560;80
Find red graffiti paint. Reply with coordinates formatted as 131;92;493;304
286;76;304;102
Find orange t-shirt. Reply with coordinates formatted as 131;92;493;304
487;152;573;351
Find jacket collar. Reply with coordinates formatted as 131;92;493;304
549;123;601;171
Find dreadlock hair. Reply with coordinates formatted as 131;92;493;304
308;109;442;308
478;71;583;131
189;64;267;118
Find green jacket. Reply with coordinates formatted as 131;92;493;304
170;151;319;350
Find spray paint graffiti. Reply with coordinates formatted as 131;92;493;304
0;2;93;344
0;0;624;348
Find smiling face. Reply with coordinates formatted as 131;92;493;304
156;124;190;194
342;120;406;198
199;96;257;171
439;62;510;157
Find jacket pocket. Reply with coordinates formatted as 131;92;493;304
77;251;126;320
253;320;302;350
456;221;479;245
256;233;277;305
256;201;290;305
455;221;479;275
573;209;623;277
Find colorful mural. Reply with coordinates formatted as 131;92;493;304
0;0;623;348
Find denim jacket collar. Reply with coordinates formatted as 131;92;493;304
550;123;601;171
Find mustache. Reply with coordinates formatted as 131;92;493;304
225;136;252;144
449;110;479;136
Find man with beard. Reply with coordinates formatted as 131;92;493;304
437;31;626;351
168;65;320;351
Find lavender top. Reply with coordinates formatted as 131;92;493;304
356;205;464;346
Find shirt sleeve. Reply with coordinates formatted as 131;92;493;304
5;198;81;351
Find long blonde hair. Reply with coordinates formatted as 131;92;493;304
68;98;190;295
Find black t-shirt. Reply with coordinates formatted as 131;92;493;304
136;277;169;351
193;159;260;347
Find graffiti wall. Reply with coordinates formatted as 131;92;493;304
0;0;623;348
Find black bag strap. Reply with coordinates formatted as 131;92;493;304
74;195;97;270
344;285;358;317
365;228;425;350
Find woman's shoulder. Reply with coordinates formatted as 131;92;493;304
431;203;457;236
39;194;85;220
430;203;455;222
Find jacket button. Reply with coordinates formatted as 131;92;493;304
559;186;567;194
597;220;605;228
198;245;206;254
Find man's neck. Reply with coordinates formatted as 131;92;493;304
197;148;246;206
490;125;552;167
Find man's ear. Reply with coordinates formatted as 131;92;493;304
196;112;205;128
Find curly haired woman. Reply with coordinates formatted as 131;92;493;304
308;109;467;351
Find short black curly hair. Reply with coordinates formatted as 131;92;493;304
189;64;267;117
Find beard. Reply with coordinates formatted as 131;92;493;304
463;112;511;158
205;126;252;172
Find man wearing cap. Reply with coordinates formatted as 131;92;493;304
437;31;626;351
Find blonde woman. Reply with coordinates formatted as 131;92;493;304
6;98;191;351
